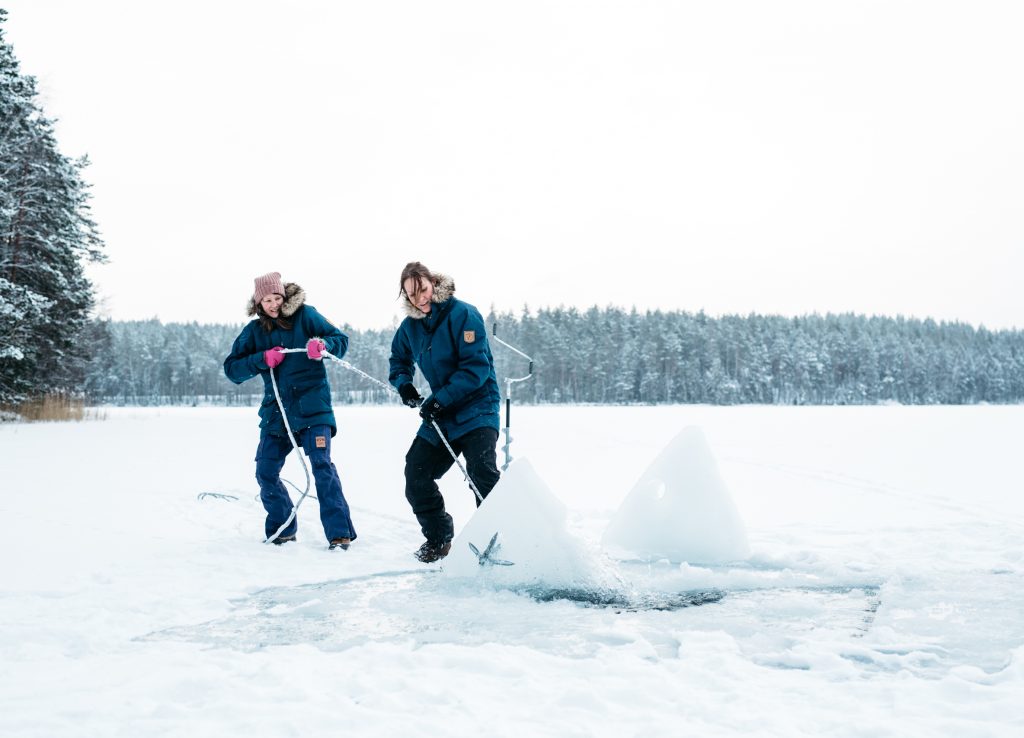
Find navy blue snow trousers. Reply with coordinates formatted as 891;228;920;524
255;425;356;542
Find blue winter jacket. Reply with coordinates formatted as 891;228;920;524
389;274;500;445
223;284;348;437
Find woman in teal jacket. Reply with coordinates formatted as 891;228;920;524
389;261;501;562
224;272;356;549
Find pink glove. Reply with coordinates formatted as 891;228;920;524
306;338;326;360
264;346;285;369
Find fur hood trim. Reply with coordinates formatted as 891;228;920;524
402;273;455;319
246;282;305;318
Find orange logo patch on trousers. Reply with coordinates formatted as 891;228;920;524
315;436;327;449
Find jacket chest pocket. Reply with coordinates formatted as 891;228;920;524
414;341;432;366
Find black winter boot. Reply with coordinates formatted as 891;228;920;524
414;540;451;563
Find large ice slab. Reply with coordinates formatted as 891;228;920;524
602;426;750;563
443;458;607;589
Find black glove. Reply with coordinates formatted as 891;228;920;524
419;395;446;422
398;383;422;408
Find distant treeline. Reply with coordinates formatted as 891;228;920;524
83;308;1024;406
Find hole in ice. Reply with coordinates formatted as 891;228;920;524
138;569;882;661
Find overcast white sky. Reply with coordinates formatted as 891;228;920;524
4;0;1022;330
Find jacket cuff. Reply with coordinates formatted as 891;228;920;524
434;387;454;408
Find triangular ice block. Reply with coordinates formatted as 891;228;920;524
602;426;750;563
444;458;604;589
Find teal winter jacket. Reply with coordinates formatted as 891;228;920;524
389;273;500;445
224;283;348;437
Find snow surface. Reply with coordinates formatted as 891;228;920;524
2;404;1023;737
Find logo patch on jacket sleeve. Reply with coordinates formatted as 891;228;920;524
464;330;476;343
315;435;327;449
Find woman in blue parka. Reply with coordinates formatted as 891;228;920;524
224;271;356;549
389;261;501;562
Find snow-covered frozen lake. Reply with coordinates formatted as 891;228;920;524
2;405;1022;736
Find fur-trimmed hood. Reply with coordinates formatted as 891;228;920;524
402;273;455;320
246;282;306;318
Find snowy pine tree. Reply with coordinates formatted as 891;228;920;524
0;10;105;405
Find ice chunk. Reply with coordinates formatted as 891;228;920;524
444;458;607;589
602;426;750;563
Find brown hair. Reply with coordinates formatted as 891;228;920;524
398;261;436;302
255;301;293;332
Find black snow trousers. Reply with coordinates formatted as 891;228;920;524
404;426;501;545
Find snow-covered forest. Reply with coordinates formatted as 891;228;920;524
0;9;104;406
86;309;1024;406
3;5;1022;412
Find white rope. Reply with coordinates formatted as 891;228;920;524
325;352;394;394
263;348;312;544
318;349;485;504
430;418;484;503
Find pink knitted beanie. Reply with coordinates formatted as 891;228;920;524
253;272;285;303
